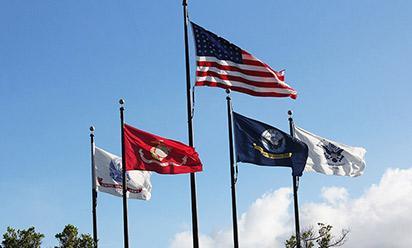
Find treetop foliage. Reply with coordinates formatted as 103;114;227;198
1;225;95;248
285;223;349;248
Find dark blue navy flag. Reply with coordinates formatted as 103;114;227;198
233;112;308;176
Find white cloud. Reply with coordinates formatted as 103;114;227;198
303;168;412;248
170;188;294;248
170;232;215;248
170;167;412;248
320;186;349;205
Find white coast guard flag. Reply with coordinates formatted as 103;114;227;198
95;147;152;200
293;126;366;177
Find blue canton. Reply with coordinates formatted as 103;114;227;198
191;22;243;64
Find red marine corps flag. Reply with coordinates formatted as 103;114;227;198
123;124;203;174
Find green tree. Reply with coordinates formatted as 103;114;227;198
54;224;95;248
285;223;349;248
1;226;44;248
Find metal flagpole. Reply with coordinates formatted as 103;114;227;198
226;90;239;248
288;110;302;248
182;1;200;247
119;99;129;248
90;126;98;248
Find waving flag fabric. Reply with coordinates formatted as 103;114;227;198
191;22;297;99
95;147;152;200
233;112;308;176
293;126;366;177
123;124;203;174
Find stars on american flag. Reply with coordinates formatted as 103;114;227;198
192;23;242;63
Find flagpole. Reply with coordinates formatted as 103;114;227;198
90;126;98;248
226;90;239;248
288;110;301;248
182;1;200;247
119;99;129;248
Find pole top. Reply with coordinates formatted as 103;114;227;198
288;110;294;122
119;98;125;105
182;0;188;6
89;126;95;136
226;89;231;100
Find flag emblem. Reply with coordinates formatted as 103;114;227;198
149;142;170;162
138;147;189;168
317;140;346;166
109;157;126;183
261;129;286;153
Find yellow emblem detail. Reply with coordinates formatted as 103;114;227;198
253;143;292;159
150;142;170;161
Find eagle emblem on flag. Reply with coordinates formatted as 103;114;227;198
261;129;286;153
318;140;346;167
109;158;130;183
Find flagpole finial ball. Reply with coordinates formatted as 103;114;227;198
225;89;231;94
119;99;125;105
89;126;95;132
288;110;293;116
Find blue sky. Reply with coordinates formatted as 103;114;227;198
1;1;411;247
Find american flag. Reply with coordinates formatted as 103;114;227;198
191;22;297;99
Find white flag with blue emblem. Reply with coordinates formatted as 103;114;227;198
95;147;152;200
293;126;366;177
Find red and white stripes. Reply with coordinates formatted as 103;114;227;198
195;51;297;99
